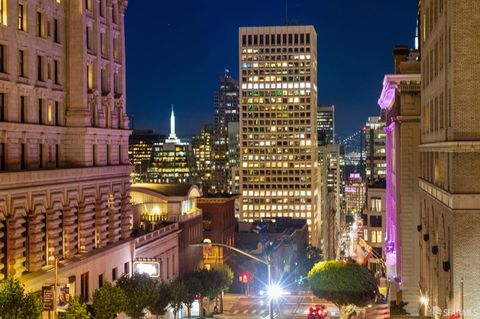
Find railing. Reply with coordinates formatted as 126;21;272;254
134;223;179;247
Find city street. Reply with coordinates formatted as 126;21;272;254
216;293;339;319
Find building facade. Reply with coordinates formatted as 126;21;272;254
238;26;319;245
344;173;366;216
197;196;236;268
0;0;131;301
317;105;335;146
378;47;421;314
365;115;386;181
211;75;239;194
227;121;240;194
192;124;214;190
418;0;480;314
362;182;386;274
146;108;196;184
129;129;161;182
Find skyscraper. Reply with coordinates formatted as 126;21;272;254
147;107;195;184
317;105;335;146
192;124;214;189
0;0;132;295
418;0;480;313
239;26;319;244
129;129;162;182
211;74;239;194
365;115;387;181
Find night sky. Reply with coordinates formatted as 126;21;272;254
125;0;418;140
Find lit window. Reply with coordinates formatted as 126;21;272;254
0;0;7;26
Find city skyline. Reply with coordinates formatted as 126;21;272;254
126;0;418;139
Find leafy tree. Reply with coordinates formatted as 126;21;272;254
308;260;378;319
212;264;234;313
116;273;157;319
65;297;90;319
191;269;225;317
169;277;200;319
92;282;127;319
150;282;171;318
0;278;43;319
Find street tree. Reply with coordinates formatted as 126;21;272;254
64;297;90;319
0;278;43;319
92;282;127;319
116;273;157;319
212;264;234;313
150;281;171;318
169;276;201;319
308;260;378;319
192;269;224;317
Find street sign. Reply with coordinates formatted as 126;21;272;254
42;285;54;311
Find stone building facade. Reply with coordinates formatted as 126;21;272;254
378;47;421;314
0;0;131;298
418;0;480;314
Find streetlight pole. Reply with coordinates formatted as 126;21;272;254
191;241;274;319
49;255;59;319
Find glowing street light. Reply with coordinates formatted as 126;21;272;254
191;239;275;319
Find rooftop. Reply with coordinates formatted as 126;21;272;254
132;183;201;197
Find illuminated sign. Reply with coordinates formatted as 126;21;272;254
134;261;160;277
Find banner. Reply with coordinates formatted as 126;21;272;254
42;285;54;311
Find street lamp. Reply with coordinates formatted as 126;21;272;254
48;255;59;319
191;239;275;319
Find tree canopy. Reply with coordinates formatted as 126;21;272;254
0;278;43;319
308;260;378;318
64;297;90;319
116;273;158;319
92;282;127;319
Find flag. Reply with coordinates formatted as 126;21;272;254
365;303;390;319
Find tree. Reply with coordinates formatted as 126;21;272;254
92;282;127;319
212;264;234;313
116;273;157;319
308;260;378;319
0;278;43;319
150;282;171;319
169;277;200;319
65;297;90;319
191;269;225;318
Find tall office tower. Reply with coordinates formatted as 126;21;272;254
147;108;195;184
418;0;480;313
192;124;214;189
317;105;335;146
0;0;132;293
227;121;240;194
365;115;386;181
318;143;345;259
239;26;319;245
344;173;366;215
211;75;239;194
129;129;162;182
378;46;421;314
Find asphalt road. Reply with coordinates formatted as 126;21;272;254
217;293;339;319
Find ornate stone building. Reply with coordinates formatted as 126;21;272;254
418;0;480;314
0;0;131;298
378;47;421;314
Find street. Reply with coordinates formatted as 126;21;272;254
217;293;339;319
